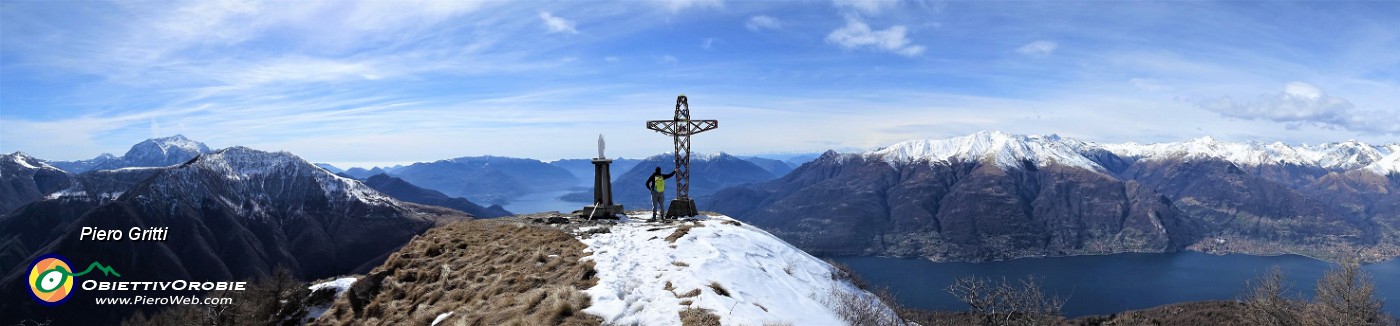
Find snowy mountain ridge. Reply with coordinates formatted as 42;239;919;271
43;135;214;173
131;146;398;218
3;152;63;173
866;130;1106;171
1102;137;1390;170
1366;151;1400;176
863;131;1398;176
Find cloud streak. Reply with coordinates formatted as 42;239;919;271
1199;82;1400;134
745;15;781;31
539;12;579;34
1016;40;1057;57
825;18;924;56
3;1;1399;163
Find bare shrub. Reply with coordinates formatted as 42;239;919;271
822;286;905;326
1240;266;1304;326
825;259;869;290
1311;261;1384;326
945;275;1065;326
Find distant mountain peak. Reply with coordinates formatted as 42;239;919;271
127;134;211;157
1365;152;1400;177
866;131;1105;171
1190;136;1217;144
143;146;398;213
4;152;60;171
1104;136;1388;170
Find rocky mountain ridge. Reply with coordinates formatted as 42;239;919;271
710;131;1400;263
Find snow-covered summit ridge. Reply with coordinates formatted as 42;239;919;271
1366;152;1400;176
1102;136;1390;170
125;135;211;158
863;131;1396;175
640;152;741;161
136;146;396;212
578;214;898;325
3;152;64;173
6;152;38;170
116;135;213;168
199;147;393;203
866;130;1106;171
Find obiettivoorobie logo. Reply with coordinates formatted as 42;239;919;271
27;253;121;306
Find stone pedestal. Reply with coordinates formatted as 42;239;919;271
666;197;698;219
578;158;624;219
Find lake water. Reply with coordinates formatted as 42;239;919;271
832;252;1400;318
500;189;585;215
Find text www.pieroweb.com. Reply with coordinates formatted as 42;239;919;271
94;296;233;305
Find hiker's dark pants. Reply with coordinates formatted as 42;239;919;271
651;190;665;218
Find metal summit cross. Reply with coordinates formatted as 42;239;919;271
646;95;718;218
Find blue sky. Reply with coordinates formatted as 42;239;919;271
2;0;1398;167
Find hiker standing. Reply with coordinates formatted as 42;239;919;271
645;167;676;220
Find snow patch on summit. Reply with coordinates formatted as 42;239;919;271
578;214;897;325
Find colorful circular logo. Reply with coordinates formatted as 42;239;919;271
28;253;74;306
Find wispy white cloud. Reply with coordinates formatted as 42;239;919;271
1198;82;1400;134
745;15;781;31
663;0;723;13
1129;78;1171;92
825;17;924;56
1016;40;1057;57
539;11;578;34
5;1;1400;163
833;0;897;15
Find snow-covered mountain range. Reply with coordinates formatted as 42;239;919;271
44;135;213;173
0;145;472;324
868;130;1398;176
712;130;1400;263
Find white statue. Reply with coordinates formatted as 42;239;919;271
597;134;606;159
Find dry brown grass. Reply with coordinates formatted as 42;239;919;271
678;289;702;298
311;219;602;326
666;224;703;243
708;281;730;297
679;307;722;326
672;261;690;267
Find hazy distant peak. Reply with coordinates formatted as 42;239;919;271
3;151;64;171
1104;135;1388;170
867;130;1106;171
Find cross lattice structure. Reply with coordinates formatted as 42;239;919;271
646;95;718;218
